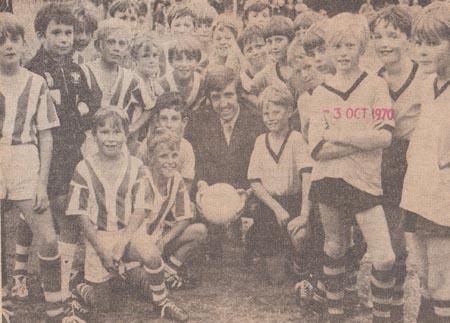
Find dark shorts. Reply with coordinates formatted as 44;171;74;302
48;143;82;199
404;211;450;237
381;140;409;207
246;195;299;257
309;178;382;223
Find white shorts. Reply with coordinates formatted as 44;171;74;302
0;144;39;201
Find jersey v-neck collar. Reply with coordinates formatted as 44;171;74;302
433;77;450;99
321;71;368;101
265;130;292;164
378;61;418;102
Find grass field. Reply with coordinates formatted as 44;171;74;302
3;205;422;323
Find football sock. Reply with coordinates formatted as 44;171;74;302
391;253;407;322
323;253;345;323
13;213;32;277
344;247;359;311
144;263;168;307
77;282;95;306
59;241;77;301
39;253;63;318
371;265;394;323
166;255;183;274
432;299;450;323
417;295;434;322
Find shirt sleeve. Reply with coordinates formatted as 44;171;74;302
172;179;193;221
132;165;154;211
372;79;395;133
247;136;263;182
66;163;89;217
36;80;60;131
293;133;313;174
180;141;195;180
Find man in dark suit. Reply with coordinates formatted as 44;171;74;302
190;66;265;258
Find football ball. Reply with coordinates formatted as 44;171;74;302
196;183;246;225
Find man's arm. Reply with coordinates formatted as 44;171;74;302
324;127;393;151
312;140;362;161
35;129;52;212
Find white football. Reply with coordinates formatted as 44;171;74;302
197;183;245;225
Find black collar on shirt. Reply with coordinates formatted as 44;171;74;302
377;61;419;102
321;71;368;101
434;77;450;99
265;130;292;163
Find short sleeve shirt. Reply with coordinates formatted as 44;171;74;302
248;130;313;196
308;72;393;196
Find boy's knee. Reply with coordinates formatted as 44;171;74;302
190;223;208;242
372;249;396;270
324;241;346;259
140;244;162;268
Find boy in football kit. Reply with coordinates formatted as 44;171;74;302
247;85;312;283
80;18;154;156
370;5;422;321
307;13;396;323
17;3;91;305
401;3;450;322
0;12;65;321
66;108;189;322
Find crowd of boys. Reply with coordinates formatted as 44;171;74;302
1;0;450;322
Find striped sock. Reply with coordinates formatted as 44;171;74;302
77;282;95;306
166;255;183;274
418;295;434;322
391;255;407;323
38;253;63;318
432;299;450;323
344;248;360;312
371;266;394;323
144;264;168;307
14;214;33;277
323;253;345;323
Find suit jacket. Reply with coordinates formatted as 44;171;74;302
191;107;265;192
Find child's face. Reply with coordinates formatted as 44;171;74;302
74;29;93;51
152;143;179;178
247;8;270;29
94;118;126;159
307;45;333;74
171;52;197;80
196;20;213;44
0;32;24;68
266;35;289;63
294;26;308;42
213;27;234;58
210;81;240;122
43;20;74;57
99;29;130;64
171;15;195;36
330;35;361;73
243;38;267;68
372;22;409;65
300;56;318;90
289;50;306;73
262;102;291;133
414;38;450;75
136;47;160;78
115;8;138;29
156;108;186;135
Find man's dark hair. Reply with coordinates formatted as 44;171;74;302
154;92;190;119
205;66;237;96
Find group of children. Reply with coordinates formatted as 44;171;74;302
1;0;450;322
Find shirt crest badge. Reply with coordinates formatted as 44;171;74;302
71;72;81;85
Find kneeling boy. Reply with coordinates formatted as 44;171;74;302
247;85;312;282
66;108;188;322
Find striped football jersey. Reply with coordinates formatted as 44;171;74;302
0;68;59;145
66;156;152;231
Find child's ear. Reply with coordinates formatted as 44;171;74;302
182;116;189;129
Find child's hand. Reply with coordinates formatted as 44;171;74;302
275;207;290;227
287;215;308;240
99;248;116;273
112;239;129;263
33;183;49;214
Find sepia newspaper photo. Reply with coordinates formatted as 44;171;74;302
1;0;450;322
